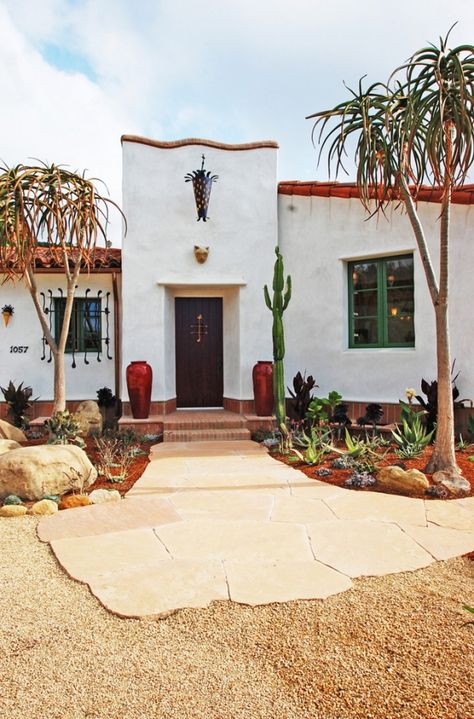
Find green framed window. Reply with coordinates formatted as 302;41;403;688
54;298;102;353
348;254;415;348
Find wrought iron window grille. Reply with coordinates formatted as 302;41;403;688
40;288;112;368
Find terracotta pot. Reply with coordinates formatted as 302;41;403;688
126;361;153;419
252;361;274;416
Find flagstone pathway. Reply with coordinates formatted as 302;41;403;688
37;441;474;618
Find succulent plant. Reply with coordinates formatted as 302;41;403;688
344;471;376;488
332;455;355;470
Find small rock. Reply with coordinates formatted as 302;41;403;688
0;439;22;455
0;504;27;517
28;499;59;516
43;494;60;503
59;494;93;510
376;466;429;496
0;420;27;443
3;494;23;505
88;488;121;504
432;470;471;497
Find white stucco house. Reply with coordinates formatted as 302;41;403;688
1;135;473;433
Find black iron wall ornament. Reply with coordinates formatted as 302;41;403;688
185;155;218;222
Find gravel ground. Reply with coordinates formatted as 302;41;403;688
1;517;473;719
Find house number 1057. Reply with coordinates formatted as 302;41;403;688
10;346;28;353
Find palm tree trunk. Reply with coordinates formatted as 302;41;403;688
399;172;459;476
425;302;458;473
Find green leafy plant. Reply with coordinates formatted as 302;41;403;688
307;391;343;428
45;410;84;448
264;247;291;433
391;403;434;459
0;380;37;428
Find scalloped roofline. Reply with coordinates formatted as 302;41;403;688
121;135;279;151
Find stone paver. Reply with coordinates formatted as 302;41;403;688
37;440;474;618
306;519;434;577
51;527;171;582
169;490;274;521
37;496;181;542
89;560;228;618
270;495;335;523
325;491;427;526
399;523;474;561
426;499;474;531
225;561;352;605
154;519;314;562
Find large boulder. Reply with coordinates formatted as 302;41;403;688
0;420;27;443
376;466;429;496
0;439;22;456
0;444;97;501
74;400;103;437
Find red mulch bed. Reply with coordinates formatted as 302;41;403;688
270;444;474;500
24;435;152;497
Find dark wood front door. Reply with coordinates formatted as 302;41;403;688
175;297;223;407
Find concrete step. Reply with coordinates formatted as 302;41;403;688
163;428;251;442
163;410;247;431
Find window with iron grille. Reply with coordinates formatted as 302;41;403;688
54;298;102;353
348;254;415;348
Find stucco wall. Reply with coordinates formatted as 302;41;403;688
279;193;474;404
121;139;278;403
0;274;116;402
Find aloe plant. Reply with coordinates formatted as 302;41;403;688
264;247;291;431
392;405;434;459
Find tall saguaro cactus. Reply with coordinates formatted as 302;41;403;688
264;246;292;430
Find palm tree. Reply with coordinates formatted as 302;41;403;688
0;163;124;413
307;28;474;491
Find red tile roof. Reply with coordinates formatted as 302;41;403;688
278;181;474;205
0;247;121;273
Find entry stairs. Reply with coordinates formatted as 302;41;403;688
163;410;251;442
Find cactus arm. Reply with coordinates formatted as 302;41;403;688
282;275;292;311
263;284;272;310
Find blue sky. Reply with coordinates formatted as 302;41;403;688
1;0;473;243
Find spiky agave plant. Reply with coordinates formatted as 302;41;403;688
307;26;474;486
264;246;292;431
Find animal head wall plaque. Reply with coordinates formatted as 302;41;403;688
194;246;209;264
185;155;218;222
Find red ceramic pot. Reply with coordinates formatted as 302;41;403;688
126;361;153;419
252;361;274;416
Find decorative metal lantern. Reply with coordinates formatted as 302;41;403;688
185;155;218;222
